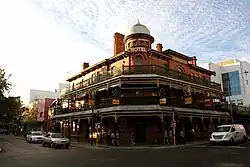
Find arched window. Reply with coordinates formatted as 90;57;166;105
176;66;185;73
135;55;143;65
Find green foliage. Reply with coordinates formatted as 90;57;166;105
0;68;12;97
0;67;22;123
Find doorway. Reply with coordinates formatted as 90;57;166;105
135;118;147;143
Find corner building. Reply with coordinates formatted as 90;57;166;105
52;21;232;145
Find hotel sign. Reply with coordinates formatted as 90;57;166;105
128;47;148;53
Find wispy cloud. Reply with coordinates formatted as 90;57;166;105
31;0;250;63
1;0;250;104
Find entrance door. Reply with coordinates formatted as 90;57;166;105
135;120;146;143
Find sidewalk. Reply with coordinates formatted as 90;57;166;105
12;134;209;150
71;139;209;150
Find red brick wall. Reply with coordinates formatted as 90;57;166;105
113;33;125;56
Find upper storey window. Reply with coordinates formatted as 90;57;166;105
177;68;184;73
135;55;143;65
111;66;116;76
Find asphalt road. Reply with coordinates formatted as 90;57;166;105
1;135;250;167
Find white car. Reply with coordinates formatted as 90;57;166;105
210;124;247;145
42;133;70;148
26;131;45;143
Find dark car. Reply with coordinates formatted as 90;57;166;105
0;128;9;135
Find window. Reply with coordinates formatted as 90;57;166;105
177;68;184;73
111;66;116;75
231;100;236;104
222;71;241;96
237;99;243;106
246;80;249;85
135;55;143;65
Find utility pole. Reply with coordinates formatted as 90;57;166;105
172;109;176;146
91;106;94;146
96;111;99;146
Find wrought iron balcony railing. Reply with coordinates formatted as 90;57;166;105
54;97;235;116
62;65;221;96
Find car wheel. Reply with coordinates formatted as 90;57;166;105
42;141;45;147
230;138;235;145
65;144;69;149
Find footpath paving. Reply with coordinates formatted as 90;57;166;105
12;134;209;150
70;140;210;150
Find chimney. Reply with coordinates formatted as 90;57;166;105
82;62;89;70
156;43;163;52
114;32;125;56
192;56;197;66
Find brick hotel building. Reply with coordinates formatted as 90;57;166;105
51;21;232;145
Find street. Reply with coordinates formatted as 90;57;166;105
1;135;250;167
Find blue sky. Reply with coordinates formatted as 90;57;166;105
0;0;250;105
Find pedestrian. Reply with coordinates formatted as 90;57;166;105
169;129;173;144
180;129;185;144
164;130;168;145
130;132;135;146
106;131;111;146
111;132;115;146
116;131;120;146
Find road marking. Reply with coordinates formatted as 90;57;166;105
3;142;12;145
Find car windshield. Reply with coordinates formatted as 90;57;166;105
51;134;63;138
215;126;231;132
32;132;42;136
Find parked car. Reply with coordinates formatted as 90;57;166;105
0;128;9;135
26;131;45;143
210;124;247;145
42;132;70;148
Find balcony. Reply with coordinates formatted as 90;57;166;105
63;65;221;96
55;97;232;116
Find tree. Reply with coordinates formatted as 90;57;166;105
22;104;37;122
0;68;12;97
0;67;22;123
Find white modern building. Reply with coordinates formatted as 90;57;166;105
201;59;250;106
29;83;68;104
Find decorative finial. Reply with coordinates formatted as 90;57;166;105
137;18;140;24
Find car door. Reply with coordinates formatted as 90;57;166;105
239;125;246;141
234;125;241;142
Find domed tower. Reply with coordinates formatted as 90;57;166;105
125;20;154;66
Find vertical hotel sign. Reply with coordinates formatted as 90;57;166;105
184;85;192;104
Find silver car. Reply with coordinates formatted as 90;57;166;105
42;133;70;148
26;131;45;143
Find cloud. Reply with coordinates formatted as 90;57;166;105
1;0;250;104
30;0;250;62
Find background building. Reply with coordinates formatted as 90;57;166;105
34;98;55;131
201;59;250;106
29;83;68;104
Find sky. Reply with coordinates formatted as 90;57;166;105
0;0;250;105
